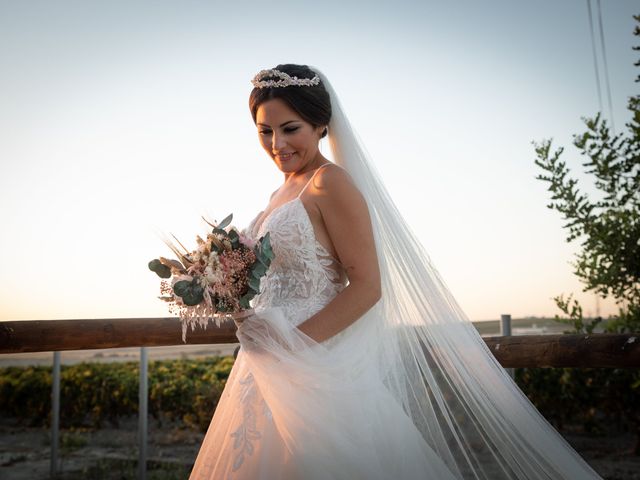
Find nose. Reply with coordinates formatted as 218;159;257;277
271;131;287;151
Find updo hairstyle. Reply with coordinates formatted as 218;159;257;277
249;64;332;139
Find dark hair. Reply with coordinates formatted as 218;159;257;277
249;64;331;139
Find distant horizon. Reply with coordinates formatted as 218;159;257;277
0;312;619;324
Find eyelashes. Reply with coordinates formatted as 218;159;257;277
259;127;300;135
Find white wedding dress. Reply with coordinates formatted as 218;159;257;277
185;63;604;479
188;165;461;479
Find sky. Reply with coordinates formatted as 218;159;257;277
0;0;637;323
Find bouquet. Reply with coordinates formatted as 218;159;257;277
148;213;274;342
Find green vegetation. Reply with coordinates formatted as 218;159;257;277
529;14;640;454
1;354;638;450
516;366;640;448
533;14;640;334
0;356;234;432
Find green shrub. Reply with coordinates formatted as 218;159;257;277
0;356;233;432
2;354;637;438
515;366;640;436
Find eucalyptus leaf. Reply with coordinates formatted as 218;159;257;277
255;233;274;267
148;259;172;278
252;262;267;278
239;295;252;309
248;276;260;293
218;213;233;230
261;234;274;261
173;279;204;306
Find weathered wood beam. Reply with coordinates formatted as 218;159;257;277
0;319;638;368
0;318;238;353
484;333;639;368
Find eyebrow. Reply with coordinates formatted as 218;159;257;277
256;120;299;127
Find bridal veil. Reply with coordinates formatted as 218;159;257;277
234;65;603;479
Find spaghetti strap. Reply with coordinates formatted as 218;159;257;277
297;163;334;198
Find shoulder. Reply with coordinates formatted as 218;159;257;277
313;163;361;201
310;163;368;218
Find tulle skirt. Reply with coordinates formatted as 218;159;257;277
188;306;459;480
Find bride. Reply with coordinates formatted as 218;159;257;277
188;64;603;479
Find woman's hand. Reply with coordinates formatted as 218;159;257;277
233;308;288;354
225;308;256;327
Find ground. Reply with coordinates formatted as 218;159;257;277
0;415;638;479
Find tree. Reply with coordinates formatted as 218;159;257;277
533;14;640;334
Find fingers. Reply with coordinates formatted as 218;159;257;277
233;308;256;326
235;308;255;320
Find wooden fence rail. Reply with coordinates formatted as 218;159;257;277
1;317;638;368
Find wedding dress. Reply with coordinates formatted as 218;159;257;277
188;65;603;479
189;164;460;479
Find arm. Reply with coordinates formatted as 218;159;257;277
295;165;381;344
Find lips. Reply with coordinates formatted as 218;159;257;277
276;152;295;161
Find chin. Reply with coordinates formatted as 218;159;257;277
275;160;299;172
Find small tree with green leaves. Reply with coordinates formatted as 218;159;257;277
533;14;640;334
530;16;640;453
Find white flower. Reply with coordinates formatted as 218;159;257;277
207;251;220;266
204;264;223;284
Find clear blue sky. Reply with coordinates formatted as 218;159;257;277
0;0;637;322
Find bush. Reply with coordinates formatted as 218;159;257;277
515;366;640;452
0;356;233;432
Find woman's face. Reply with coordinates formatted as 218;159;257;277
255;97;324;174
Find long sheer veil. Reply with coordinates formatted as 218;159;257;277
234;65;604;479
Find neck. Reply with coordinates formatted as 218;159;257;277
284;152;328;183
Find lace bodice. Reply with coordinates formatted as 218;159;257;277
242;165;348;331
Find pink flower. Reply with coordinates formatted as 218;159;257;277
239;232;257;250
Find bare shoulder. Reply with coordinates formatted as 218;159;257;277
313;163;362;202
311;163;379;292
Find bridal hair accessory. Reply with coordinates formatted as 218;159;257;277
251;68;321;89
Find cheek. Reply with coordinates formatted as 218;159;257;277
258;135;271;150
292;132;312;151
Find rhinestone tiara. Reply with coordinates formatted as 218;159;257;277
251;68;320;89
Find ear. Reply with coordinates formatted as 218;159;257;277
316;125;328;139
